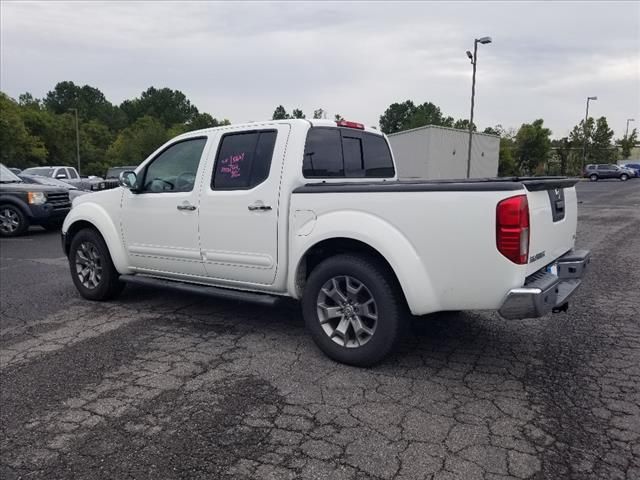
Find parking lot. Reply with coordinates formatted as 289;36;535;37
1;180;638;480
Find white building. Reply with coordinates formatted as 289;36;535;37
387;125;500;179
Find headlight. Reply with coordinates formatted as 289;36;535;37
28;191;47;205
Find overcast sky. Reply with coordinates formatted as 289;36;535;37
1;1;638;138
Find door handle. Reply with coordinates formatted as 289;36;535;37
248;201;272;211
177;203;196;211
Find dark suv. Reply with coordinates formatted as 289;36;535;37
584;164;634;181
0;164;71;236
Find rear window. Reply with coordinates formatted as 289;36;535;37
303;127;395;178
212;130;277;189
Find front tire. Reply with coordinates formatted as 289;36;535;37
0;204;29;237
620;174;629;181
589;174;598;182
302;254;405;367
69;228;124;301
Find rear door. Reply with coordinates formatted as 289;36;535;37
523;180;578;275
198;125;290;285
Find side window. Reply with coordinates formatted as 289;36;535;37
362;133;395;177
67;168;79;179
141;137;207;193
303;128;343;177
56;168;68;179
212;130;277;189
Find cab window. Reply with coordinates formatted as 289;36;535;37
140;137;207;193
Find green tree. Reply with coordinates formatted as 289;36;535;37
453;119;476;131
120;87;198;128
514;119;551;175
334;113;344;122
569;117;596;166
291;109;305;119
379;100;455;134
106;116;167;166
591;116;616;163
312;108;324;119
0;93;47;167
79;120;115;176
272;105;289;120
551;137;573;175
618;128;638;159
483;125;518;176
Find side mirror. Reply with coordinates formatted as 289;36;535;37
56;174;68;179
118;171;139;192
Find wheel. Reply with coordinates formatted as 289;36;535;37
620;174;629;181
0;204;29;237
589;174;598;182
68;228;125;301
302;254;406;367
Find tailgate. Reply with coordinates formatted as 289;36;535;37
523;178;578;275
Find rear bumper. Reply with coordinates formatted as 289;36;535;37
498;249;591;320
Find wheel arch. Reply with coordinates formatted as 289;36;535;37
0;196;32;219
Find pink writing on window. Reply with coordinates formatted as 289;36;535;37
220;152;245;178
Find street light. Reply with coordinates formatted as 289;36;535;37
581;96;597;169
626;118;635;137
69;108;81;176
466;36;492;178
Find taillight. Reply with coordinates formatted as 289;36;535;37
336;120;364;129
496;194;529;264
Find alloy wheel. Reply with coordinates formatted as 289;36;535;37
316;276;378;348
75;241;103;289
0;208;20;234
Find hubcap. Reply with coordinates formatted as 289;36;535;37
0;208;20;234
75;241;103;289
316;276;378;348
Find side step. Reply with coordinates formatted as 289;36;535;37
120;274;281;306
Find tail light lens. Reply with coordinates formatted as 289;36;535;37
496;194;529;264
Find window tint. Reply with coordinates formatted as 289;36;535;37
141;138;207;193
303;128;343;177
67;168;79;179
213;130;277;189
56;169;68;179
303;127;395;178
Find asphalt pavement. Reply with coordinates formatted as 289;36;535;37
1;180;639;480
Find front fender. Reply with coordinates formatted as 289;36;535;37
288;210;440;315
62;201;131;274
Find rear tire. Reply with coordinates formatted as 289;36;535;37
0;204;29;237
589;174;598;182
69;228;124;301
302;254;405;367
620;174;629;181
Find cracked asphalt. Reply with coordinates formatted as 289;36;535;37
1;180;639;480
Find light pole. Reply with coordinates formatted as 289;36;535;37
581;96;597;170
69;108;81;175
466;36;492;178
625;118;635;138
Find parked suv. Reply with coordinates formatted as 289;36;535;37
0;164;71;236
584;164;633;181
621;163;640;178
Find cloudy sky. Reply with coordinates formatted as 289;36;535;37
1;1;638;138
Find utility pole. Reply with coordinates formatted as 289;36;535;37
625;118;635;138
581;96;597;170
466;36;492;178
69;108;81;175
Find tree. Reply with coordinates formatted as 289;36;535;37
0;93;47;167
514;119;551;175
618;128;638;159
379;100;455;134
334;113;344;122
313;108;324;119
272;105;289;120
291;109;305;119
483;125;518;176
18;92;42;109
569;117;595;166
591;116;616;163
120;87;198;128
106;116;167;166
453;119;476;131
551;137;573;175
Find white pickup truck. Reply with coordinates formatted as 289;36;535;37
62;119;591;366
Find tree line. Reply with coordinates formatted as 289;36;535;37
1;82;636;178
0;81;229;176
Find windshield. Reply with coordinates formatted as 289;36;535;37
22;167;55;177
0;164;23;183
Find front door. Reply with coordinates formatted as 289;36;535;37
121;136;210;277
199;125;290;285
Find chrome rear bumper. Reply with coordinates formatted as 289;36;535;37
498;249;591;320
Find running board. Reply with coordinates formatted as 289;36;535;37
120;274;281;306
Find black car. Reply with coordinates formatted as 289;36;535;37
0;164;71;236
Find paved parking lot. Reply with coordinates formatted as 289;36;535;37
1;180;639;480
